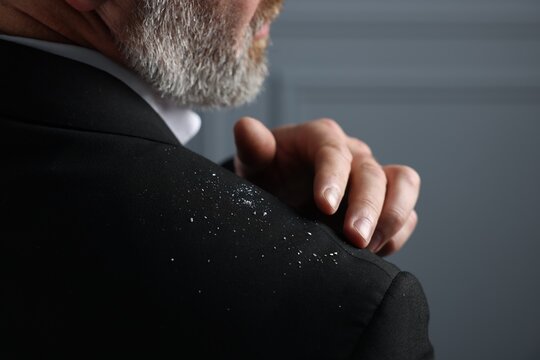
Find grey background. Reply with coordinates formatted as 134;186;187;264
187;0;540;359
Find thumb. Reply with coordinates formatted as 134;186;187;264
234;117;276;176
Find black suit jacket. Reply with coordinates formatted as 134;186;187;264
0;40;434;359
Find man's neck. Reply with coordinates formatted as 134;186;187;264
0;0;123;64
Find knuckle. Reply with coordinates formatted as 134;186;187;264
359;162;386;183
410;210;418;223
408;211;419;229
317;118;343;133
397;166;421;188
383;207;408;231
349;137;373;157
318;142;353;163
355;198;381;218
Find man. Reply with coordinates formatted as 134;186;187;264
0;0;433;358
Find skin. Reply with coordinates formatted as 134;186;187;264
0;0;421;256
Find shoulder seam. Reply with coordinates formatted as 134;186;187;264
348;271;405;359
317;223;400;277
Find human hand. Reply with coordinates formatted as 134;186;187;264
233;117;421;256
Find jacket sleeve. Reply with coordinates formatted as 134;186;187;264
350;271;435;360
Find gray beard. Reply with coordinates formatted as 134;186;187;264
116;0;268;109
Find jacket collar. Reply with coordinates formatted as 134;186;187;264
0;39;181;146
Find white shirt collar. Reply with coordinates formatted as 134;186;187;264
0;34;201;145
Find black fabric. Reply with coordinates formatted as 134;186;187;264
0;39;434;359
351;272;434;359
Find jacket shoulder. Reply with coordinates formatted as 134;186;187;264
351;271;435;360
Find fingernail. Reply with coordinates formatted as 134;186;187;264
353;217;373;247
324;187;340;210
368;231;384;253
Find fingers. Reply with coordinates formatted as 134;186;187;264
375;210;418;257
301;119;352;215
343;156;387;248
233;117;276;177
233;116;421;256
367;165;421;253
294;119;402;250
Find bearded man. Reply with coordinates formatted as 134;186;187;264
0;0;433;358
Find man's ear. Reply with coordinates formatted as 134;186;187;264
65;0;108;12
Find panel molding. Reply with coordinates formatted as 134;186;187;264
269;69;540;124
272;23;540;40
274;0;540;39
